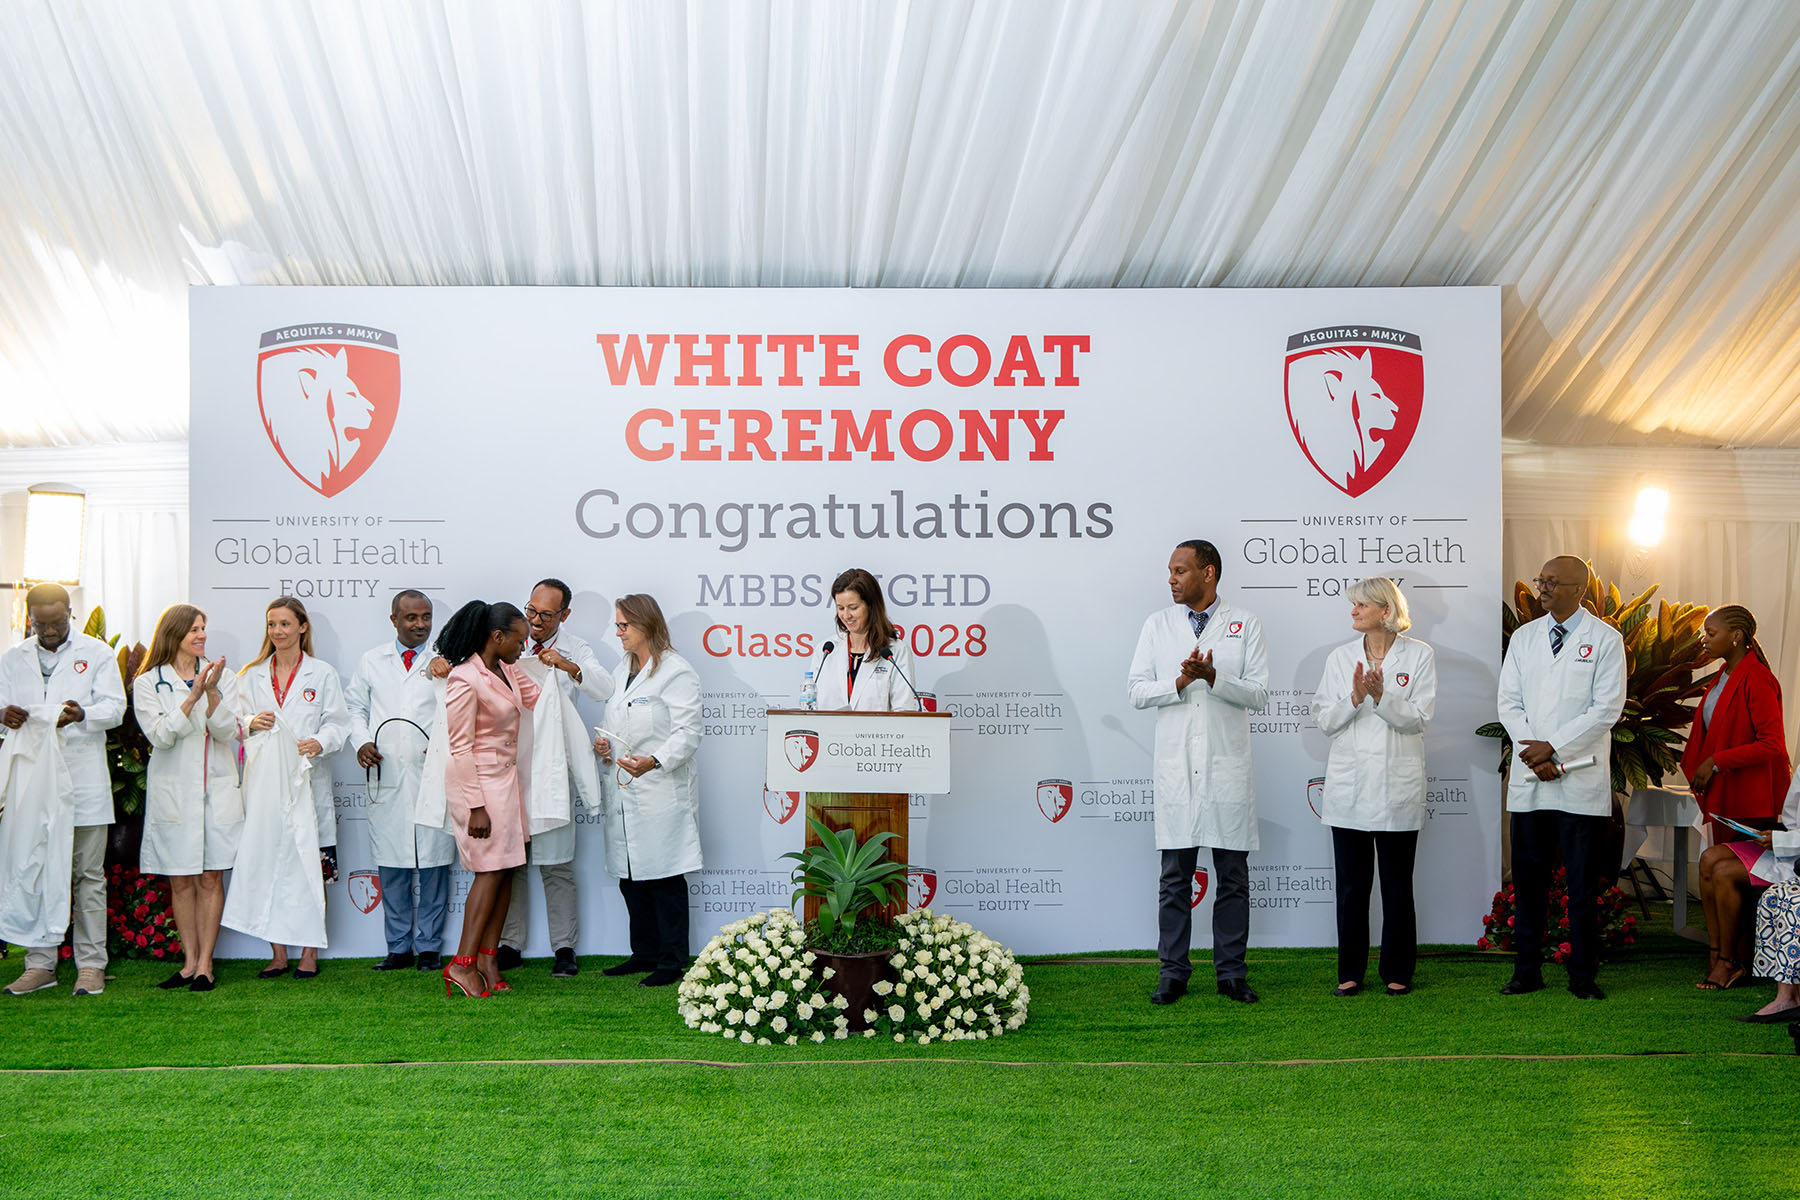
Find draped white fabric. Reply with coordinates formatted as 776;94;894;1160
4;0;1800;448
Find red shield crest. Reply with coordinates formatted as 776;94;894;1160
1036;778;1073;823
908;866;938;909
73;661;89;674
1228;622;1243;635
1190;868;1210;909
763;789;800;824
1395;672;1410;687
1284;327;1423;498
784;730;819;772
256;325;401;498
302;689;316;703
1578;644;1593;660
347;870;382;915
1306;776;1325;819
917;691;938;713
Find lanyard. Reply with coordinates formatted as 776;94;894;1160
271;656;302;707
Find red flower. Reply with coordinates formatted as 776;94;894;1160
1476;937;1490;950
152;948;165;958
133;905;149;920
135;934;148;947
59;945;73;959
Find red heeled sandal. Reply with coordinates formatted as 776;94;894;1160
444;955;490;998
477;946;513;992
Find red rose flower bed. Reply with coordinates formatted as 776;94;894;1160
1478;865;1637;962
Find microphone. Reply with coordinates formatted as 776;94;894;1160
880;647;925;711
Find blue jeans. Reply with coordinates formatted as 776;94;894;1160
377;865;450;955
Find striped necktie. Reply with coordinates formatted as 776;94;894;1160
1550;622;1566;656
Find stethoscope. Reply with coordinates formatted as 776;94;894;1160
366;716;430;794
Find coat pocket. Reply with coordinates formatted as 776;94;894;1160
212;782;245;825
147;782;183;825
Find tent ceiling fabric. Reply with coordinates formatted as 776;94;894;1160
3;0;1799;449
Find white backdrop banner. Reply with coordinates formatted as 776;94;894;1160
188;286;1501;958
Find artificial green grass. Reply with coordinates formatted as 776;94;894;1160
3;908;1796;1197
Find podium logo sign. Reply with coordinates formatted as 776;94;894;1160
348;869;383;915
1284;326;1423;498
783;730;819;772
1190;868;1210;909
1037;779;1073;823
763;789;800;824
256;324;401;498
1306;776;1325;820
917;691;938;712
908;866;938;909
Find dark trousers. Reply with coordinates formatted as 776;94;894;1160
619;875;691;970
1510;809;1606;983
1158;847;1250;983
376;865;450;955
1330;827;1419;986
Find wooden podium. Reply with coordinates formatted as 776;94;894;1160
764;709;952;919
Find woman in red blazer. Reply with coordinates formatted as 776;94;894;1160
1688;605;1791;989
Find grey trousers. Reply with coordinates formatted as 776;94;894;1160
376;865;450;955
26;824;108;972
500;861;579;952
1158;846;1250;983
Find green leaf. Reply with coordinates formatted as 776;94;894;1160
1474;722;1508;739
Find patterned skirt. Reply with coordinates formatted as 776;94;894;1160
1752;880;1800;984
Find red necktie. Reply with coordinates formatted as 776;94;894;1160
402;649;416;671
531;642;545;657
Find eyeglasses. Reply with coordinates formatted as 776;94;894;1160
1531;578;1581;591
524;606;565;622
614;621;631;631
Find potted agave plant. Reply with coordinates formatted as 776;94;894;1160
781;816;908;1029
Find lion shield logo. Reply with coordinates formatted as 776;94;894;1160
784;730;819;772
908;866;938;909
1284;327;1423;498
347;870;382;915
1306;776;1325;820
1036;779;1073;823
257;325;401;498
763;789;800;824
1190;869;1210;909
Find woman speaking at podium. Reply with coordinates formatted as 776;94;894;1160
811;569;921;712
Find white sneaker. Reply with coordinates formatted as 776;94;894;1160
74;967;106;995
4;967;58;994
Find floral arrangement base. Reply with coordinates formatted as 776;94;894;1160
1478;865;1638;961
680;908;1029;1046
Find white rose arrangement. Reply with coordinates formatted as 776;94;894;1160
678;908;1029;1045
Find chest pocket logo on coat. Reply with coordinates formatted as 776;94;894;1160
302;688;317;702
1227;622;1243;636
1394;673;1410;687
74;660;89;674
1577;645;1593;660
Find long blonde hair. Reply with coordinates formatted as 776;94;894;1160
244;596;314;669
616;593;672;676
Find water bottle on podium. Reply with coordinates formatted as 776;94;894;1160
801;669;817;710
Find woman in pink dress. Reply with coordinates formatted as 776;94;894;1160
436;600;539;999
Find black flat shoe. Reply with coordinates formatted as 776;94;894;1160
640;968;682;987
1149;978;1187;1005
1567;979;1606;1000
1499;974;1544;996
294;965;321;980
1734;1005;1800;1023
157;969;195;990
1385;983;1413;996
496;945;524;971
188;974;216;992
257;965;291;980
1333;982;1361;998
552;949;579;978
602;958;656;977
1216;978;1259;1004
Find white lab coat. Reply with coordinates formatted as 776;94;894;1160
221;715;328;947
0;633;126;826
517;656;602;838
1313;636;1438;831
237;654;350;846
344;643;454;870
1746;774;1800;884
600;651;703;881
811;636;922;712
1127;601;1270;851
0;705;75;947
519;630;613;864
134;662;245;874
1497;609;1627;817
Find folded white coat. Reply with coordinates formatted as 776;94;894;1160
0;705;75;947
221;714;328;948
